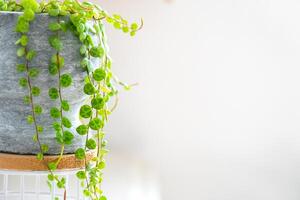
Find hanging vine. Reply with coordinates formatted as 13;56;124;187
0;0;141;199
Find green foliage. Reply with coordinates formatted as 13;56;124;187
76;171;86;179
75;148;85;160
93;68;106;81
48;162;57;171
80;105;92;118
41;144;49;153
90;46;104;58
19;77;28;87
49;36;63;51
17;64;26;72
17;47;25;57
91;97;104;110
60;74;72;87
84;83;95;95
61;100;70;111
34;105;42;115
49;63;58;75
62;117;72;128
15;35;28;46
51;54;64;67
48;88;59;100
63;131;74;145
20;0;39;11
36;153;43;160
86;138;96;150
76;125;88;135
28;68;39;78
26;50;36;61
7;0;142;197
48;22;61;31
16;16;29;33
50;107;60;118
23;9;35;21
89;118;103;130
31;86;40;96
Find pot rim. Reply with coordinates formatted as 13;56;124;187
0;11;49;15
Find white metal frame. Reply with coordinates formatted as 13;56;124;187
0;170;86;200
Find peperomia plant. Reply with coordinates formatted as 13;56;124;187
0;0;142;199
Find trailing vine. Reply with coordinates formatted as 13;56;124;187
0;0;141;199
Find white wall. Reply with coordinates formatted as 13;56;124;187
96;0;300;200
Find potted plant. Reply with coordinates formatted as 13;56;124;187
0;0;142;199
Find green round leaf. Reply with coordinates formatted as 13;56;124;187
76;23;85;33
80;58;91;70
19;35;28;46
98;161;106;170
48;162;57;170
17;64;26;72
91;97;104;110
130;31;136;37
56;131;64;144
79;105;92;118
76;125;88;135
41;144;49;153
63;131;74;145
60;74;72;87
50;107;60;118
62;117;72;128
89;118;103;130
23;95;30;104
34;105;42;115
90;46;104;58
36;153;43;161
131;23;138;30
26;50;36;61
49;63;58;75
76;171;86;179
27;115;33;124
21;0;39;11
93;68;106;81
79;32;87;42
52;122;61;132
83;83;95;95
48;174;54;181
28;68;39;78
32;86;40;96
75;148;85;160
51;54;64;67
99;196;107;200
48;9;60;17
113;21;121;29
61;100;70;111
37;125;43;133
23;9;35;21
122;26;129;33
19;77;28;87
17;47;25;57
16;16;29;33
48;88;59;100
86;138;96;150
49;36;63;51
80;45;87;55
48;22;61;31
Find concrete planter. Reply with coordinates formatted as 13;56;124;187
0;12;97;155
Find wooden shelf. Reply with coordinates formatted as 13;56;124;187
0;151;95;171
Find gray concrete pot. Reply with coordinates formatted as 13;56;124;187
0;12;98;155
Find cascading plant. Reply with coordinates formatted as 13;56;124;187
0;0;142;199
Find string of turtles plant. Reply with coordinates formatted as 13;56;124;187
0;0;142;199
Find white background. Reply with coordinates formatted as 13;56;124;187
95;0;300;200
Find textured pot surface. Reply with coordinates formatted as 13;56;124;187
0;12;99;155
